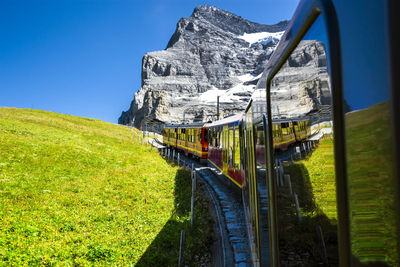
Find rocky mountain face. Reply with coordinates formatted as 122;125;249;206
269;40;331;121
118;5;288;130
253;39;332;124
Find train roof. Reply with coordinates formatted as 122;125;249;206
253;117;310;126
205;113;243;128
164;122;205;129
273;118;309;123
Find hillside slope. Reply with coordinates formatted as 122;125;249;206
0;108;209;265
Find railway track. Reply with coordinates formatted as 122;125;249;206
167;151;252;266
153;140;317;266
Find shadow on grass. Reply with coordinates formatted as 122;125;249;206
136;161;213;267
279;162;339;266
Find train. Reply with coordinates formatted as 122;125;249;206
163;0;399;265
162;116;310;185
162;111;312;264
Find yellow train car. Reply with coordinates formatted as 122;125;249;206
162;125;178;148
176;123;208;159
293;119;311;142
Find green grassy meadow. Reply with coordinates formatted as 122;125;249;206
0;108;212;265
279;138;338;265
345;101;398;265
297;138;336;220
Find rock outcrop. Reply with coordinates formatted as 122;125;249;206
254;39;332;122
119;5;288;130
269;40;331;119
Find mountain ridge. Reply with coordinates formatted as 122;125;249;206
119;5;288;130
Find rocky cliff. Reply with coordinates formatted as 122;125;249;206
118;5;288;130
269;40;331;119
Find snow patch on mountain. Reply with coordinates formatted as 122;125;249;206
198;73;259;105
238;31;284;47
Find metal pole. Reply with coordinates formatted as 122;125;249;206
294;193;302;222
178;230;185;267
191;171;196;227
279;165;284;187
216;96;220;120
316;225;329;266
285;174;293;196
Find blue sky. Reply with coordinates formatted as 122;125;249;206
0;0;299;123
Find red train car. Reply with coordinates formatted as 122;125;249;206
206;114;244;188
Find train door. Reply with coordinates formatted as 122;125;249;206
228;126;234;168
183;129;190;149
244;103;261;265
222;125;228;173
234;125;241;172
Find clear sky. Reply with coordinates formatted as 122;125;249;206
0;0;299;123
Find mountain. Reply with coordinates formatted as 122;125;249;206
118;5;288;130
256;40;332;122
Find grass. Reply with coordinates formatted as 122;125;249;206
279;137;338;265
0;108;213;266
279;101;398;266
345;101;398;265
297;138;336;220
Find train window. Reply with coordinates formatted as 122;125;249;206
211;129;214;147
217;128;221;148
256;126;264;146
273;124;278;138
229;128;234;167
214;129;217;146
213;129;217;147
211;129;214;146
234;127;240;170
342;13;399;267
217;128;220;147
214;129;217;147
268;15;338;266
